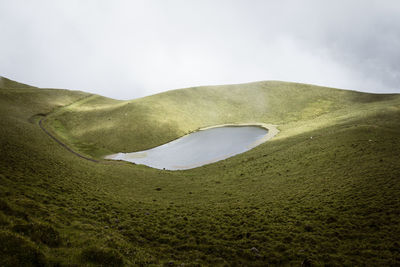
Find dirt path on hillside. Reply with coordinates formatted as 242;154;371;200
36;94;115;164
38;117;99;163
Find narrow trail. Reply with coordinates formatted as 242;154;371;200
38;117;99;163
37;95;115;164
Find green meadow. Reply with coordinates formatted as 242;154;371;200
0;76;399;266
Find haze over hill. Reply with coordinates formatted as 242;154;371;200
0;76;399;265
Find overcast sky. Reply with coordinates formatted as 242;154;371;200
1;0;399;99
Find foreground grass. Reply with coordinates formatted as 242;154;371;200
0;76;399;266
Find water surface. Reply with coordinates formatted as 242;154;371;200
105;126;268;170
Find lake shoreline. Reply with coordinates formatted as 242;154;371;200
105;123;279;169
199;123;279;147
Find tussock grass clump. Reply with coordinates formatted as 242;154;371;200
0;230;46;267
0;199;13;214
0;199;28;220
81;246;124;266
12;222;61;247
0;212;10;226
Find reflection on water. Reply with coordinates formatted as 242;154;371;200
105;126;268;170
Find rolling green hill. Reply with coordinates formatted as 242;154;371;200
0;76;399;266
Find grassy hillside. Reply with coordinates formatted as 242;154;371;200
0;77;399;266
44;81;397;156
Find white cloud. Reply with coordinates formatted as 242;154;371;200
0;0;399;99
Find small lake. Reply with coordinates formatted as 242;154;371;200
105;126;268;170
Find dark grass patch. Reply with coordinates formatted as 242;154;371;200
81;246;124;266
12;222;61;247
0;211;10;226
0;199;28;220
0;230;46;267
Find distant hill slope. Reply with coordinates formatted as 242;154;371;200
0;77;399;266
0;76;38;89
44;81;399;157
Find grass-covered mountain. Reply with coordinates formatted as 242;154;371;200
0;76;399;266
